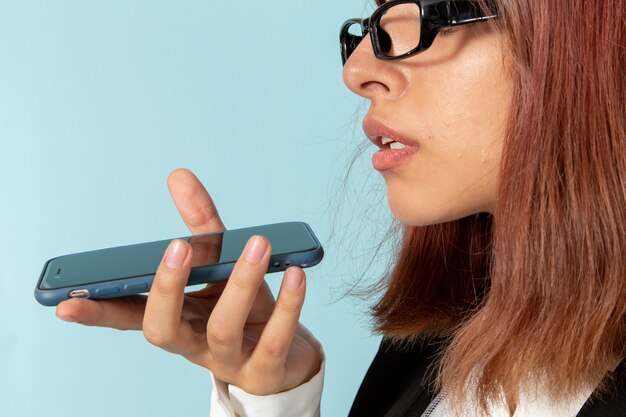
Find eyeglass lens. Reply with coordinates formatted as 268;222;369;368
344;3;422;59
379;3;421;56
344;22;365;58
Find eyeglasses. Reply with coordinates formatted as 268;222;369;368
340;0;498;65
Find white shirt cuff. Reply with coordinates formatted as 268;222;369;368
210;357;325;417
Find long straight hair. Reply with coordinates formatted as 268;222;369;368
372;0;625;412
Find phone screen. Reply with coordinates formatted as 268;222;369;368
39;222;319;290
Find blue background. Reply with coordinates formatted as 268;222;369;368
0;0;396;415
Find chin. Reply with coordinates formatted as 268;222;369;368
386;187;491;227
388;198;454;226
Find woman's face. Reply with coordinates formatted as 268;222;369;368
342;15;513;226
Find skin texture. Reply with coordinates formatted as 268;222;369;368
343;20;513;225
56;7;514;398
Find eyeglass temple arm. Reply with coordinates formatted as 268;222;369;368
444;1;498;25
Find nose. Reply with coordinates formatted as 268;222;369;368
342;33;406;101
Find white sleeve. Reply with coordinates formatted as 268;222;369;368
209;357;325;417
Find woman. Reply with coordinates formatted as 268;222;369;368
56;0;625;415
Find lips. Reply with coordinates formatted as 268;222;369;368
363;118;420;149
363;118;419;171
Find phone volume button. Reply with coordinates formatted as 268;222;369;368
123;282;149;293
94;286;121;297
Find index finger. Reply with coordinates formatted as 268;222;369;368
167;168;225;234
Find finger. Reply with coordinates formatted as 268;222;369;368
188;233;222;266
246;281;277;324
184;280;275;327
185;281;228;298
56;296;147;330
206;236;270;367
167;169;225;234
249;267;305;372
143;239;194;353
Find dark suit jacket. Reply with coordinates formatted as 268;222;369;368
348;338;626;417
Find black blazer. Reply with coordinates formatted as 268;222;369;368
349;338;626;417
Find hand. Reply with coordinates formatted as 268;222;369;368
56;168;323;395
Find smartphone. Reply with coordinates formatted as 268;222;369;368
35;221;323;307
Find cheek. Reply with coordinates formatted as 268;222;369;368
432;43;511;137
385;33;511;225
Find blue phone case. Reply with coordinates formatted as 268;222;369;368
35;222;323;306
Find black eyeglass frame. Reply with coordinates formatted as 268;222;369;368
340;0;498;65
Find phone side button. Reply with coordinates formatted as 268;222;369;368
123;282;149;293
94;286;121;297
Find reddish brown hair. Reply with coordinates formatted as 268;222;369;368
372;0;625;412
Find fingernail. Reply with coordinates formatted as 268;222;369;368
285;268;303;291
244;236;267;264
165;239;188;269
